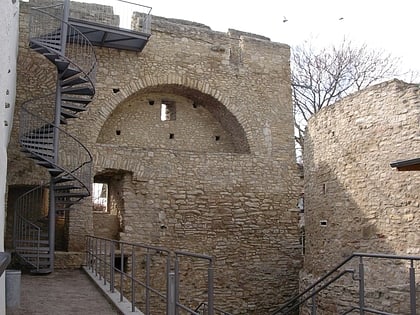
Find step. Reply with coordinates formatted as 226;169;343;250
55;191;86;198
38;41;61;52
61;86;94;96
15;241;50;247
16;248;49;254
27;148;54;158
37;37;61;46
55;59;71;73
21;142;53;151
20;137;54;145
61;67;80;80
61;76;89;87
61;96;92;105
53;176;74;184
61;102;87;112
28;154;54;163
29;124;55;135
30;45;49;55
21;132;54;140
44;52;60;62
61;110;79;119
20;253;51;259
49;168;64;176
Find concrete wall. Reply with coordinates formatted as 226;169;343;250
0;0;19;313
7;2;302;313
303;79;420;314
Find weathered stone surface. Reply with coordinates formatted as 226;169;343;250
6;2;302;314
303;79;420;314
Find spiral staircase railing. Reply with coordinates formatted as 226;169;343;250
13;1;97;273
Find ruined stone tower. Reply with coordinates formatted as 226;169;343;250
7;2;302;313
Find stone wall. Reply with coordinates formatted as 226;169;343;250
303;80;420;314
6;2;302;314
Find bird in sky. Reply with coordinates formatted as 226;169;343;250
283;16;288;23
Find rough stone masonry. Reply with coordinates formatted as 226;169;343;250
6;2;302;314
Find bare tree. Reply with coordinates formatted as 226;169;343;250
292;39;403;156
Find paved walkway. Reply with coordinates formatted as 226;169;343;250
7;268;120;315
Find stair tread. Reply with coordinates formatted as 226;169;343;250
61;96;92;104
30;268;52;274
21;142;53;150
61;68;80;80
61;110;79;119
61;86;95;95
15;247;50;252
21;138;54;144
61;76;89;87
62;103;87;112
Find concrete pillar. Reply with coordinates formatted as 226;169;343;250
0;0;19;313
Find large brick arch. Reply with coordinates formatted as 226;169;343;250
92;74;251;153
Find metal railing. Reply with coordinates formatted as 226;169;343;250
19;94;93;195
85;235;230;315
271;252;420;315
30;3;97;85
69;0;152;33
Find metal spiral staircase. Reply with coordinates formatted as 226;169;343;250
13;1;97;274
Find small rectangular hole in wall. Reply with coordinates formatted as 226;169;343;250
215;136;220;141
116;130;121;135
320;220;328;227
161;101;176;121
322;183;327;194
114;255;128;271
169;133;174;139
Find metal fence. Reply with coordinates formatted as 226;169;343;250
85;235;232;315
69;0;152;33
271;252;420;315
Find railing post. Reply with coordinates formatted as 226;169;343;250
103;240;107;285
409;260;416;315
120;244;124;302
110;241;115;293
167;271;176;315
146;251;151;315
86;236;91;269
208;259;214;315
131;245;136;313
94;238;98;276
98;239;102;280
358;256;365;315
174;255;180;315
311;287;317;315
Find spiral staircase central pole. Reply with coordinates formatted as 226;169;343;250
49;0;70;272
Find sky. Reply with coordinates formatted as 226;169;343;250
137;0;420;76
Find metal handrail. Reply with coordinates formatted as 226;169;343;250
85;235;225;315
69;0;152;33
174;250;214;315
30;4;97;86
19;94;93;193
13;184;47;272
271;252;420;315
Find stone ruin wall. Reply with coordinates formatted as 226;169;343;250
303;80;420;314
7;2;303;314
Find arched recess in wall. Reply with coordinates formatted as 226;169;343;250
96;84;250;154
